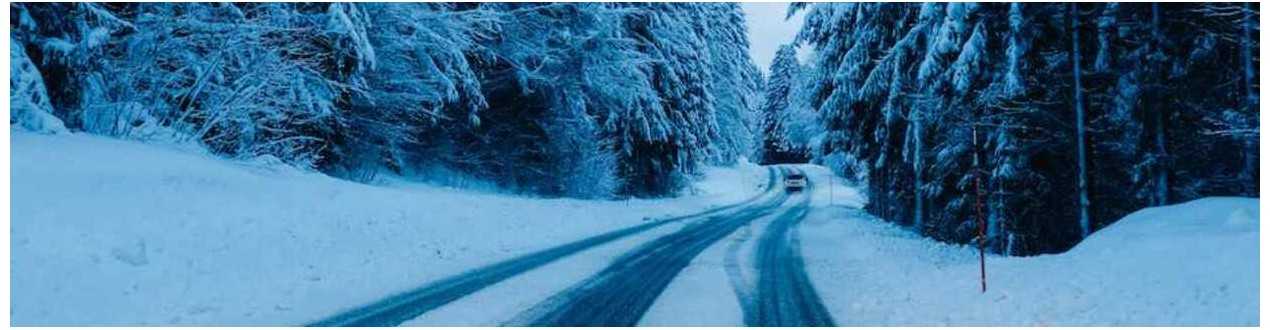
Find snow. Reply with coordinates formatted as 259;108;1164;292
689;157;768;203
800;166;1258;326
638;210;759;326
11;131;1256;326
10;131;769;326
642;165;857;326
9;42;68;135
401;159;770;326
405;216;691;326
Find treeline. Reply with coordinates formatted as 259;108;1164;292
772;3;1259;255
9;3;763;198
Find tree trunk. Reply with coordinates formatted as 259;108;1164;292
1071;3;1092;238
1241;2;1258;183
912;110;924;231
1245;2;1258;110
989;177;1004;254
1151;3;1169;206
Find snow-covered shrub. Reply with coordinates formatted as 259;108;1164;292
9;41;67;134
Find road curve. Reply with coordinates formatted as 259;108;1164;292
307;167;779;327
507;167;800;326
751;173;835;326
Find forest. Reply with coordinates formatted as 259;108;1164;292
10;3;763;198
761;3;1260;255
10;2;1261;256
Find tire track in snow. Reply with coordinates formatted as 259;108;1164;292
307;167;778;327
506;167;800;326
751;173;835;326
723;215;757;325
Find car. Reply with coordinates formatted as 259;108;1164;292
784;173;807;192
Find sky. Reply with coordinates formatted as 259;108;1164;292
740;2;808;75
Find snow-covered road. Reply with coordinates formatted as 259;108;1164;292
313;168;784;326
318;166;851;327
751;178;833;326
319;167;841;327
506;168;813;326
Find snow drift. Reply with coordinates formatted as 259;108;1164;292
10;131;769;325
801;181;1258;326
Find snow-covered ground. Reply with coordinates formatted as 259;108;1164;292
11;131;1257;326
403;209;709;326
799;165;1259;326
638;200;766;326
10;131;770;326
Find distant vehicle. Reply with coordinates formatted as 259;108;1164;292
784;173;807;192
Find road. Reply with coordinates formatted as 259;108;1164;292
310;166;835;327
751;177;835;326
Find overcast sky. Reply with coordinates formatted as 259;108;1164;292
740;2;807;75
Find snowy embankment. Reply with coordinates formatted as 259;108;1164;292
10;131;769;326
799;166;1258;325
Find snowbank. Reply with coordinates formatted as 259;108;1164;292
801;184;1258;325
10;131;769;325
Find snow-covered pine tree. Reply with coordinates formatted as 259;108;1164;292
600;3;728;196
463;2;659;197
759;44;810;164
112;3;344;167
1154;3;1260;199
793;2;1258;255
334;3;490;179
795;3;920;223
9;39;67;134
781;53;825;167
11;3;132;130
697;3;764;166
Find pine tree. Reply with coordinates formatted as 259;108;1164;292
759;44;809;164
792;2;1258;255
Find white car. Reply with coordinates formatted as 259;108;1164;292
784;173;807;192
